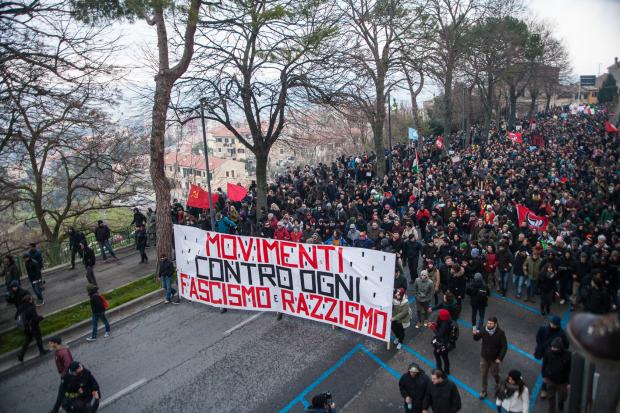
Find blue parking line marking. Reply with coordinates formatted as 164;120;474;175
408;296;541;365
359;345;400;378
530;373;544;409
399;342;497;410
279;343;362;413
491;292;541;314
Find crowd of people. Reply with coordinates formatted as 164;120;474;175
168;106;618;412
3;104;619;412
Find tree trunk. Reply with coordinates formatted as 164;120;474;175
529;91;539;119
254;148;269;221
411;95;421;131
442;71;453;151
508;85;518;130
483;76;494;134
545;93;552;112
151;79;174;260
373;93;386;179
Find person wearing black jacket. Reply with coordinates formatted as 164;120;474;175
6;280;30;319
16;294;48;362
67;227;85;270
86;284;109;342
131;208;147;227
538;265;558;316
399;363;430;413
466;273;490;332
403;234;423;282
81;244;97;286
496;243;513;296
94;221;117;261
431;309;456;375
542;337;571;413
423;369;461;413
394;267;408;292
60;361;101;413
159;254;179;304
473;317;508;399
23;253;44;304
135;224;148;264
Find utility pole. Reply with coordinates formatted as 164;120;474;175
200;98;216;231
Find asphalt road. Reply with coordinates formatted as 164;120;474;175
0;280;567;413
1;247;156;332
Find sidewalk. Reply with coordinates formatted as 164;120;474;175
1;247;157;333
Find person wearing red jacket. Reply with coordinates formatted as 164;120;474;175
483;245;498;291
273;221;290;241
49;336;74;413
290;226;303;243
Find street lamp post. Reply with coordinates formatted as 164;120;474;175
200;98;216;231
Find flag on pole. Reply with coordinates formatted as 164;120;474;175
516;203;549;231
187;184;219;209
507;132;523;144
411;149;419;173
605;121;619;133
408;127;419;141
435;135;443;149
227;182;248;201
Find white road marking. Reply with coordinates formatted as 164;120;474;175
223;312;264;336
100;378;147;409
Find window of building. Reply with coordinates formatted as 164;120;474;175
231;170;235;178
217;148;222;152
238;148;244;153
225;171;229;177
280;148;284;154
216;137;223;143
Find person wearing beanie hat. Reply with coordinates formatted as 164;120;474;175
48;336;74;413
399;362;430;413
534;316;569;399
542;337;571;413
59;361;101;413
413;270;434;328
431;309;457;375
473;317;507;400
467;273;490;332
496;370;529;413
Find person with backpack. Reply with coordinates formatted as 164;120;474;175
430;309;458;375
467;273;490;332
495;370;529;413
23;253;44;305
473;317;508;400
392;288;411;350
86;284;110;342
399;363;430;413
81;242;97;286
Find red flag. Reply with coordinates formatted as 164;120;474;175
435;135;443;149
187;184;218;209
227;182;248;202
605;121;619;133
516;204;548;231
507;132;523;144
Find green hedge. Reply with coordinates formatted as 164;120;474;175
0;275;160;355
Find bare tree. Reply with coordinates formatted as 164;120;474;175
176;0;338;215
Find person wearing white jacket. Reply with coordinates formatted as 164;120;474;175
496;369;529;413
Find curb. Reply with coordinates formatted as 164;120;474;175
0;288;164;376
0;273;157;336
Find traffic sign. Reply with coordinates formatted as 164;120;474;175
580;75;596;86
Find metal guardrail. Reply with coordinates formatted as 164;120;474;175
11;226;135;276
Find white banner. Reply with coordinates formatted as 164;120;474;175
173;225;395;342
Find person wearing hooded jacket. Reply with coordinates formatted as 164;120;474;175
17;294;48;362
413;270;434;328
392;288;411;350
431;309;456;375
466;273;490;332
542;337;571;413
399;363;431;413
